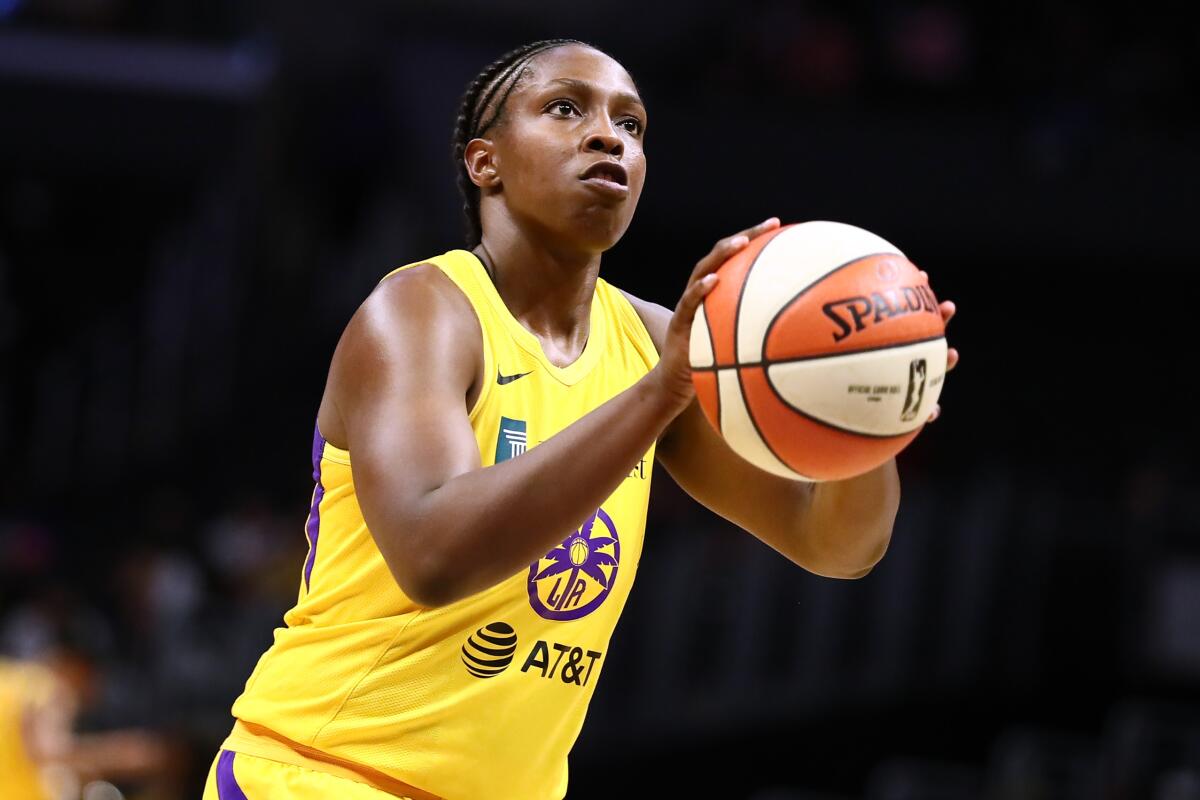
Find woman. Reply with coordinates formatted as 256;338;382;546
203;38;957;800
0;651;172;798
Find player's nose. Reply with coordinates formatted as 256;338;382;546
583;121;623;157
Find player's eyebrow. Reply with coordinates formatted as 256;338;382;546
545;77;645;112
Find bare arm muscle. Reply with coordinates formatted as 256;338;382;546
325;266;684;606
622;290;899;578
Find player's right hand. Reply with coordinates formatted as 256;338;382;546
650;217;781;413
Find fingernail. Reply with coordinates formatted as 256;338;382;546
731;236;749;248
702;273;720;286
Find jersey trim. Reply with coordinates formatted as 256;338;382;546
375;257;496;423
602;281;661;370
302;423;326;591
216;750;250;800
223;720;443;800
451;250;607;387
319;438;351;465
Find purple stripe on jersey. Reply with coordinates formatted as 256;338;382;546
303;422;326;590
216;750;249;800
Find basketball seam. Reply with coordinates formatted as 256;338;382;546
760;251;899;363
731;228;788;368
731;368;812;479
732;229;809;478
700;304;722;432
691;334;947;372
760;365;924;440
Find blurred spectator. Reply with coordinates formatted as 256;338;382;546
0;647;178;798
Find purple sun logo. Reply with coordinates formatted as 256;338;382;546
527;508;620;621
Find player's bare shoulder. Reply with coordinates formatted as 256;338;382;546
318;262;485;448
617;288;670;354
371;262;478;329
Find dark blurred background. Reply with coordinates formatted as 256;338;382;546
1;0;1198;798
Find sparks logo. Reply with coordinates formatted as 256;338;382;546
527;508;620;621
495;417;527;463
461;622;518;679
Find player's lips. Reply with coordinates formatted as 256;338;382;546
579;160;629;197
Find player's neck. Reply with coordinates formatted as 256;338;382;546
475;224;600;361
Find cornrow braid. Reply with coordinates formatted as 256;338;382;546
451;38;590;248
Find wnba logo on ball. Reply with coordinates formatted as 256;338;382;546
461;622;518;679
527;508;620;621
900;359;928;422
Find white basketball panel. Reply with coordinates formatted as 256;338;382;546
689;304;715;368
765;339;947;437
716;368;813;481
736;221;905;364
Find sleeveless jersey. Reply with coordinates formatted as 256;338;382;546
223;249;659;800
0;659;58;800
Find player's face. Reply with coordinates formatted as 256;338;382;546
491;46;647;253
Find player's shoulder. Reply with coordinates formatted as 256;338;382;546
614;286;669;317
321;258;483;446
614;286;670;352
334;258;482;378
356;259;479;340
372;260;470;312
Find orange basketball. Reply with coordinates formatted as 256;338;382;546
689;221;947;482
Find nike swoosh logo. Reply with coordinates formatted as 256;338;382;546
497;369;532;385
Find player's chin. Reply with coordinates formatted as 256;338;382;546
572;201;639;251
572;215;634;253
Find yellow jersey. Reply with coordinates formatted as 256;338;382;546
223;249;659;800
0;659;58;800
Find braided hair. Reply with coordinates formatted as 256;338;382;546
451;38;591;248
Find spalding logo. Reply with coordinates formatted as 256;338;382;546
461;621;518;679
822;284;939;343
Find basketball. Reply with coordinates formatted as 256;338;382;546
689;221;947;482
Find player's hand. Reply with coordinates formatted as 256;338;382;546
651;216;781;413
924;271;958;423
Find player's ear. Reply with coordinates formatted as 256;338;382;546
464;138;501;190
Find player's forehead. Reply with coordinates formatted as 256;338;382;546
524;45;643;106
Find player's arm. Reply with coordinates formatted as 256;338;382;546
20;671;171;782
628;292;900;578
623;218;925;579
327;258;719;607
20;674;75;766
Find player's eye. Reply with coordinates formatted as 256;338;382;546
618;117;643;135
547;100;580;118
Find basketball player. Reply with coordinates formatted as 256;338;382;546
0;651;171;798
203;39;958;799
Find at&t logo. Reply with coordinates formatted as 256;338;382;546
521;640;602;687
461;622;518;679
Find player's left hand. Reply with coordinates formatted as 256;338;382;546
925;275;957;423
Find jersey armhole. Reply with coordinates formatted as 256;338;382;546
378;256;494;422
467;318;494;423
605;282;662;369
